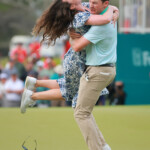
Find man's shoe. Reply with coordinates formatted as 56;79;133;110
25;76;37;91
102;144;111;150
20;89;36;114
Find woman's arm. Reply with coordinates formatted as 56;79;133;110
85;6;119;26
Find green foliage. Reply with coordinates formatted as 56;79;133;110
0;3;12;11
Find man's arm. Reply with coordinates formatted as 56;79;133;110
70;36;91;52
70;25;106;52
85;6;114;26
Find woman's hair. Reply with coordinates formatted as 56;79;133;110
32;0;77;45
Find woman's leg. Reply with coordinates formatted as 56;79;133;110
31;89;65;101
35;80;60;89
20;83;65;113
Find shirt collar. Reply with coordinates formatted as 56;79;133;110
100;6;109;15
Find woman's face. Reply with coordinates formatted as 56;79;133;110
62;0;83;11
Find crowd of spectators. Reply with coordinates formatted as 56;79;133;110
0;41;69;108
0;40;126;108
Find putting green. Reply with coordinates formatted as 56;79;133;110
0;106;150;150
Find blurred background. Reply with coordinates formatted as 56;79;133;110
0;1;150;150
0;0;150;108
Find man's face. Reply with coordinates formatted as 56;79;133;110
89;0;107;14
11;74;17;81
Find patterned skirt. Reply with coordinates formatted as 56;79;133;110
57;48;86;106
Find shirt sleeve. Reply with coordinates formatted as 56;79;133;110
83;25;105;44
4;81;9;90
73;3;91;28
82;2;90;8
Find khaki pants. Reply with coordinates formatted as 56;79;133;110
74;66;116;150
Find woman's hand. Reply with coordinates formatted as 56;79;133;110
62;0;72;3
112;11;119;27
110;5;119;27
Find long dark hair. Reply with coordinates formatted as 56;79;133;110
32;0;77;45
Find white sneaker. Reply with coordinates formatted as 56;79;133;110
20;89;36;114
100;88;109;96
102;144;111;150
25;76;37;91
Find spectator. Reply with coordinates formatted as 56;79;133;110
43;57;56;70
36;59;55;79
107;81;116;105
25;60;36;76
11;55;27;81
0;73;8;107
29;41;41;59
28;70;38;79
35;60;45;79
35;60;44;72
4;59;16;78
61;36;71;59
4;69;24;107
51;64;64;79
5;58;27;81
114;81;126;105
64;40;71;54
108;81;126;105
10;43;27;63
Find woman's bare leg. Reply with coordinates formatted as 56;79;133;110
31;89;65;101
35;80;60;89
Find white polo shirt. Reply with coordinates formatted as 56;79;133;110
4;78;24;101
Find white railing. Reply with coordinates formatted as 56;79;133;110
119;0;150;33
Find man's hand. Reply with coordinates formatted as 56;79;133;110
68;29;82;39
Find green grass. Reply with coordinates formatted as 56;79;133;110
0;106;150;150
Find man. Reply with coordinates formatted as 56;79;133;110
70;0;117;150
0;73;8;107
4;69;24;107
11;55;27;81
10;43;27;63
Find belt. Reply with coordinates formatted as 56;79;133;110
86;63;115;67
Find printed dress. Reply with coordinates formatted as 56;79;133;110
57;3;108;107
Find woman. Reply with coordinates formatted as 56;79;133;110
21;0;119;112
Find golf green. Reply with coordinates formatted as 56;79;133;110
0;106;150;150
